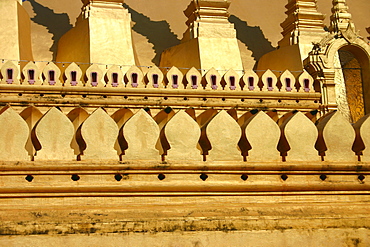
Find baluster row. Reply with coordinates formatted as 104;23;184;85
0;60;315;92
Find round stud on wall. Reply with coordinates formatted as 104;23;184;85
25;175;34;182
158;174;166;180
358;175;365;182
115;174;123;181
200;173;208;181
71;174;80;181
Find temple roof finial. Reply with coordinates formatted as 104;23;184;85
329;0;355;33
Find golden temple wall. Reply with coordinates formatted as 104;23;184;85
0;1;370;246
0;58;369;247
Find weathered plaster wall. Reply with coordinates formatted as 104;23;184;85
1;2;369;246
0;194;370;246
2;229;370;247
21;0;369;68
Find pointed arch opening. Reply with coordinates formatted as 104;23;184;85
338;45;370;122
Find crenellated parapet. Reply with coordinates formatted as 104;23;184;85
1;105;370;163
1;102;370;227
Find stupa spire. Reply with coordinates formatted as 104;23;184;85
160;0;243;74
329;0;355;33
56;0;135;69
278;0;326;47
182;0;231;41
0;0;33;65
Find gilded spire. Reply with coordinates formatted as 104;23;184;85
278;0;326;47
160;0;243;74
329;0;355;33
56;0;135;68
0;0;33;64
183;0;232;41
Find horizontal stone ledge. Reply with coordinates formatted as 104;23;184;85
2;191;370;199
0;96;320;110
1;170;369;176
0;84;321;99
1;211;370;236
0;190;370;198
1;192;369;204
0;161;369;172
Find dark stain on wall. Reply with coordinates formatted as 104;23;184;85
124;4;181;66
28;0;73;60
229;15;275;62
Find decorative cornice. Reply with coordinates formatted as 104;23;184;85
81;0;124;17
81;0;123;6
0;160;369;198
184;0;231;27
0;84;321;110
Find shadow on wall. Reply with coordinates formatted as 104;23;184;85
229;15;275;63
124;4;181;66
124;5;275;66
26;1;275;66
28;0;73;60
